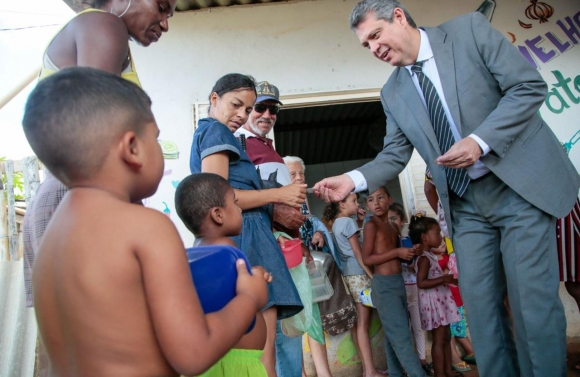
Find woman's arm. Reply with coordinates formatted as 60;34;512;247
349;234;373;277
201;153;306;210
416;257;456;289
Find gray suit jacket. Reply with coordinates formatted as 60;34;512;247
358;12;579;235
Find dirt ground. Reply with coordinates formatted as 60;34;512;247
453;338;580;377
567;339;580;376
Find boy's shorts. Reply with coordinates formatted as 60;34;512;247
450;306;468;338
344;274;372;303
197;348;267;377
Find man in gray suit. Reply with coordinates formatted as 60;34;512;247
313;1;580;376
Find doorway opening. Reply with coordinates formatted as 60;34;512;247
273;100;404;219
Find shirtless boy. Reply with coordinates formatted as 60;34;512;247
175;172;272;376
362;186;426;377
23;67;268;377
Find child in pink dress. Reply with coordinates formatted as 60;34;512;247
409;214;461;377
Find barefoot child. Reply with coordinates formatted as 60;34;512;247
362;187;426;377
329;194;383;377
409;215;462;377
388;203;430;375
175;172;273;376
24;67;268;377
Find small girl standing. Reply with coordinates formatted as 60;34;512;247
388;203;430;375
409;215;461;377
330;194;383;377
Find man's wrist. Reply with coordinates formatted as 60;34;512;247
344;170;368;193
468;134;490;156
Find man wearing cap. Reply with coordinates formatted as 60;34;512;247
235;81;307;377
237;82;289;182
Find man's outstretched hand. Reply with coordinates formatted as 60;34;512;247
312;174;356;202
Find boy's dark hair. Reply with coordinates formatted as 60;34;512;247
388;202;407;222
380;185;392;197
208;73;257;103
366;185;392;201
22;67;153;186
408;214;439;244
175;173;232;235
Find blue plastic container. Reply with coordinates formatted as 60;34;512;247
186;245;256;333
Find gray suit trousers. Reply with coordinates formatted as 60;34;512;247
450;173;565;377
372;274;426;377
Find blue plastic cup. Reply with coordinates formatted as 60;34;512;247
186;244;256;333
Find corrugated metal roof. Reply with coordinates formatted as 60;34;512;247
175;0;286;12
62;0;288;13
274;101;386;165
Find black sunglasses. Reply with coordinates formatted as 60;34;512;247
254;103;280;115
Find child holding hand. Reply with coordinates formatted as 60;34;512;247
175;173;273;376
409;215;462;377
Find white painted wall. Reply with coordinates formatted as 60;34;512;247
128;0;580;338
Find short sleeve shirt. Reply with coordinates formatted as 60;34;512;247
332;217;365;276
190;118;262;191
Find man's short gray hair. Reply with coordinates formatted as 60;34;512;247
349;0;417;30
283;156;306;171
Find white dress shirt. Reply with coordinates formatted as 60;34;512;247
347;28;490;192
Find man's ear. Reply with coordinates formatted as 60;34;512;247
393;7;406;25
119;131;143;170
209;207;225;225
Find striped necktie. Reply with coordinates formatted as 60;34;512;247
411;60;470;197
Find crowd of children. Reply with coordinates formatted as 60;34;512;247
23;67;480;377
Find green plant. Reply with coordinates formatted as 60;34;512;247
1;157;25;201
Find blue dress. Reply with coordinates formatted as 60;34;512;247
190;118;303;319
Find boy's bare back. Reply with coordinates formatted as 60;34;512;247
362;216;406;275
34;189;190;376
26;69;267;377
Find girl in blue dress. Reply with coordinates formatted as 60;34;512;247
189;73;306;376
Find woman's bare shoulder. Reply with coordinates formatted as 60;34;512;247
46;10;130;74
70;10;126;30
